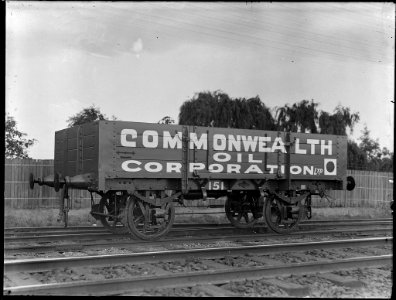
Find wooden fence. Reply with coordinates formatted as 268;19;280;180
4;159;101;209
311;169;393;209
4;159;394;209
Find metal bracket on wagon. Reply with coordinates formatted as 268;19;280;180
132;191;182;206
29;173;65;192
258;180;272;197
29;172;95;192
308;182;327;196
269;191;309;205
347;176;356;191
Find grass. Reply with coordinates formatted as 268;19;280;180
4;208;96;228
4;206;392;228
311;207;392;220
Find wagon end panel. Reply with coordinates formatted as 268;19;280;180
54;122;100;188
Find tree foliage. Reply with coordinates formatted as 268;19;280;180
275;100;319;133
347;140;368;170
179;90;276;130
319;105;360;135
275;100;359;135
359;125;381;160
179;91;220;127
177;90;392;172
67;105;107;127
354;125;393;172
5;115;36;159
158;116;175;124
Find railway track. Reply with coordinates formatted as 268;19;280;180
3;219;391;251
4;220;392;254
5;218;393;234
4;237;392;296
4;226;393;256
4;218;392;240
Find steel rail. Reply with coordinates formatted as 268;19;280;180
4;226;254;241
4;227;263;243
4;226;393;253
4;255;391;296
4;237;392;273
3;226;242;237
301;220;392;226
4;220;393;241
4;218;392;233
4;232;116;242
4;224;393;246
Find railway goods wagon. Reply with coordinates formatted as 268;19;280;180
29;120;355;240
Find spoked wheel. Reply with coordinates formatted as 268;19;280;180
263;195;304;234
225;192;263;228
98;192;129;234
126;193;175;240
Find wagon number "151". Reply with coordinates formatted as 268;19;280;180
208;181;225;190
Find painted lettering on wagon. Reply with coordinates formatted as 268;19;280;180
120;129;333;155
119;129;337;176
120;160;337;176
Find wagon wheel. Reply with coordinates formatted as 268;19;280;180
263;195;304;234
225;192;262;228
126;193;175;240
98;192;129;234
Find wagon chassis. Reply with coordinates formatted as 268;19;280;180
30;171;341;240
29;162;354;240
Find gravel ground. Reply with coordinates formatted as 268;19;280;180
284;265;393;298
135;265;392;297
138;286;214;297
155;258;216;273
220;279;289;297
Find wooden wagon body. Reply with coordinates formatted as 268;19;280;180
30;120;354;239
53;120;348;195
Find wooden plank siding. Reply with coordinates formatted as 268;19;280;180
311;169;393;209
4;159;393;209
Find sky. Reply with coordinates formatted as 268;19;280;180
5;1;395;159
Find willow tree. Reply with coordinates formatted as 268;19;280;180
179;91;220;127
178;91;275;130
319;105;359;135
276;100;359;136
275;99;319;133
67;105;107;127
